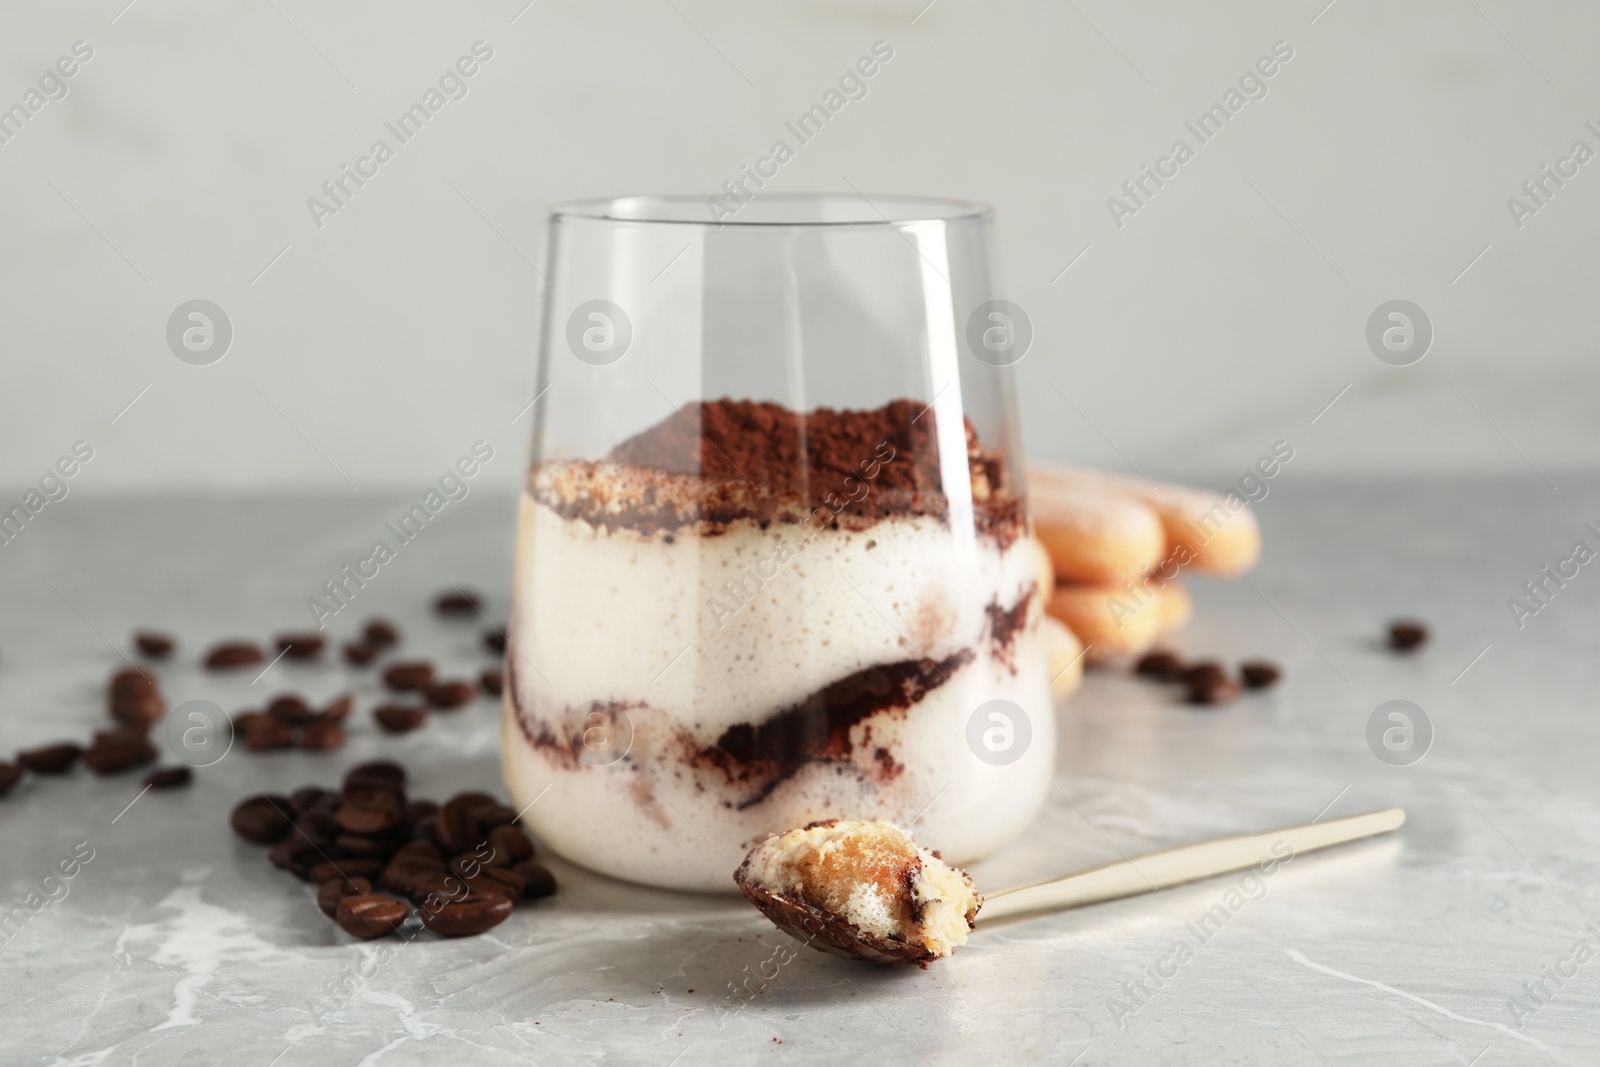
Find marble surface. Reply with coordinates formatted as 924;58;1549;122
2;480;1598;1066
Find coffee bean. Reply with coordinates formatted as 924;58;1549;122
231;794;294;844
83;732;157;774
382;662;434;692
337;894;410;940
406;799;439;822
110;667;156;697
1182;661;1228;687
317;875;372;918
339;781;404;821
267;694;314;725
232;710;268;734
1239;661;1281;689
465;868;526;901
420;893;512;936
512;861;557;900
0;762;22;796
269;835;320;876
134;631;175;659
335;834;395;861
143;766;193;790
394;840;444;864
110;688;165;728
244;717;294;751
299;718;346;751
337;802;404;838
294;807;340;843
450;791;501;813
343;642;379;667
385;839;440;869
479;668;504;697
482;629;507;655
448;852;486;879
343;762;405;794
341;786;406;814
17;742;83;775
382;857;447;898
373;705;427;734
364;619;401;648
291;786;338;815
309;858;384;884
284;825;334;858
473;804;518;829
1388;620;1428;653
425;681;474;710
205;641;265;670
435;590;481;617
409;869;471;908
275;633;325;660
431;799;481;855
378;861;420;897
1187;675;1242;707
1135;650;1186;682
320;695;353;721
488;824;535;864
108;669;162;723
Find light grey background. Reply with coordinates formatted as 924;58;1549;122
1;0;1595;492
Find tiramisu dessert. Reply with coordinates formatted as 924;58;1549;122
501;397;1052;891
734;819;981;966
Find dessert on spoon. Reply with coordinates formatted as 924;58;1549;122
734;819;980;966
734;808;1405;967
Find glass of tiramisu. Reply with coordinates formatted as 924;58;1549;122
502;194;1052;891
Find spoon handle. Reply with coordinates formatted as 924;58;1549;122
978;807;1405;923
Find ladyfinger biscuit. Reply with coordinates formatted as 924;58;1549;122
1043;615;1085;699
1030;465;1261;578
1048;577;1191;665
1047;580;1167;663
1028;469;1166;583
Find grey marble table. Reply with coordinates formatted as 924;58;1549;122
1;479;1597;1066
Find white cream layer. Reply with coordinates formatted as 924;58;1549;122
501;493;1054;892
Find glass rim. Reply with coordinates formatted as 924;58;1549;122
547;193;993;228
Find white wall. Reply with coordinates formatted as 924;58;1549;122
2;0;1596;492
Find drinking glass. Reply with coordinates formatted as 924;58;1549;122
501;194;1052;892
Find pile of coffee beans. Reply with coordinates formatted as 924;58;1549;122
1134;651;1281;707
229;760;555;939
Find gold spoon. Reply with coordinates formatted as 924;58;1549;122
736;808;1405;966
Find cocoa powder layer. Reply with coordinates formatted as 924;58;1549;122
530;398;1023;546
